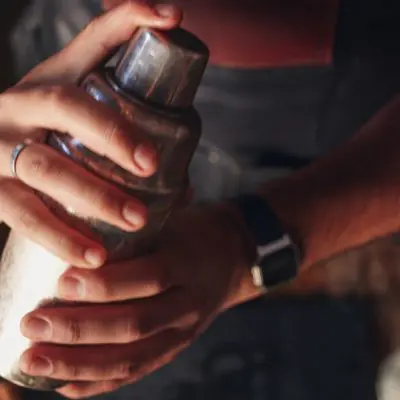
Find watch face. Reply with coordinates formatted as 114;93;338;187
258;245;299;288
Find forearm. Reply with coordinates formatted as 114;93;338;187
257;93;400;373
222;95;400;311
261;95;400;270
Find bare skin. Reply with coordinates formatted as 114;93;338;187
0;1;398;398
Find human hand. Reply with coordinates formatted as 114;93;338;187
0;1;181;267
19;204;264;398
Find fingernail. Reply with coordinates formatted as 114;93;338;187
21;355;53;376
59;276;85;299
85;248;106;267
133;144;157;174
22;317;52;340
154;4;175;18
122;202;146;228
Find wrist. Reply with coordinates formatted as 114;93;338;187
210;203;266;310
259;97;400;270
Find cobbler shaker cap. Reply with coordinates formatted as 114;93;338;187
114;27;210;108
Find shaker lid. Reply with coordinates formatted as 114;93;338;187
114;27;209;108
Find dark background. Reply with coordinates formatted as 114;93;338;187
0;1;29;91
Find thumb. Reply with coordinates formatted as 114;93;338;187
21;2;181;84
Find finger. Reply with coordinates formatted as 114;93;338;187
1;85;157;177
2;142;147;231
21;291;197;344
57;380;124;399
22;2;181;84
20;329;191;382
57;250;175;302
0;179;106;268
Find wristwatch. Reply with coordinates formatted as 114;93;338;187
231;194;301;290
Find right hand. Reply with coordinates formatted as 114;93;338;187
0;1;181;268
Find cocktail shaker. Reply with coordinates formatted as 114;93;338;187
0;26;209;390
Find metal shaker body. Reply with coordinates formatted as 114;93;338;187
0;27;209;390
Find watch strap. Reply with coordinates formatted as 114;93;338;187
230;194;300;289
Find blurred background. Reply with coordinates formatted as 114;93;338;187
0;1;28;91
0;2;396;400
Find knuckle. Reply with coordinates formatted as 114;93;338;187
89;274;114;300
122;315;152;342
89;187;121;216
29;152;54;180
0;179;18;203
121;0;140;15
0;182;43;232
64;363;80;380
41;84;76;109
64;318;82;344
53;232;81;260
41;84;66;103
17;208;39;234
101;120;124;146
0;86;29;110
83;16;115;56
55;359;80;380
114;362;133;379
84;15;102;36
0;90;15;112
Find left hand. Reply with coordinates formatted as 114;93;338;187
19;204;263;399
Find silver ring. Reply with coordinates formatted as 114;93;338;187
10;140;34;178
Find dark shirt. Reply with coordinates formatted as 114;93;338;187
10;0;400;398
